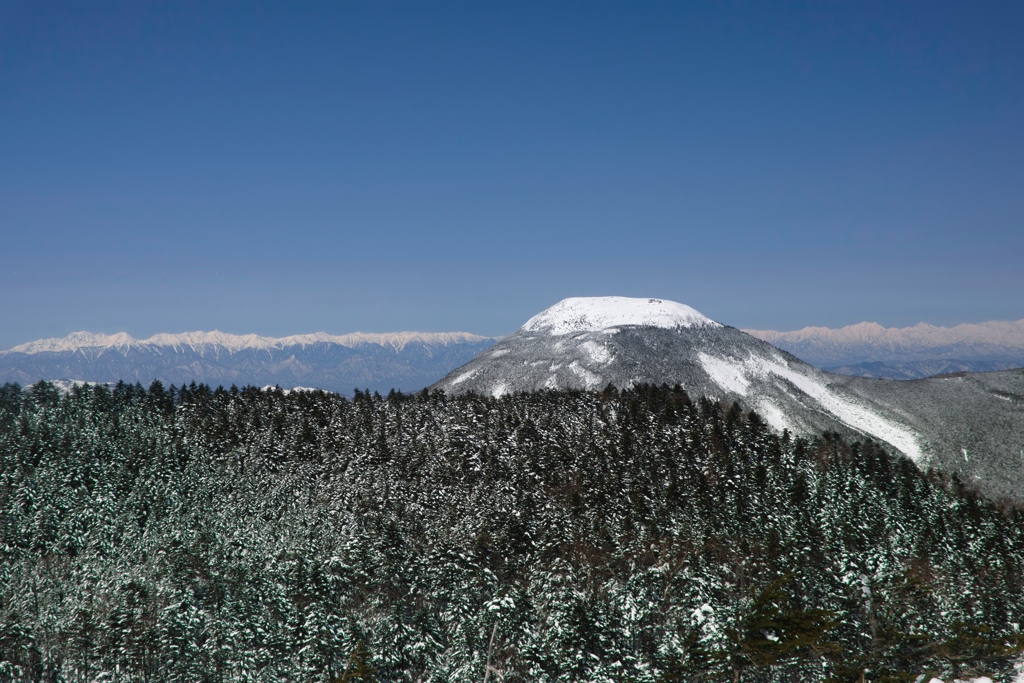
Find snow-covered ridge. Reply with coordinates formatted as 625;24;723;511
522;297;720;335
746;319;1024;349
4;330;493;355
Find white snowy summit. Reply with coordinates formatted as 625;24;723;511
522;297;720;335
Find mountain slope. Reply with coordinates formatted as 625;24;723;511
0;331;497;394
744;319;1024;378
823;358;1024;379
434;297;1024;498
830;369;1024;499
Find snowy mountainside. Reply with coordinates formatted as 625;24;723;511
824;358;1024;380
435;297;1024;499
435;299;924;460
745;319;1024;378
831;368;1024;500
0;330;497;394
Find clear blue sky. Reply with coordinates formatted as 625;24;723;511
2;1;1022;347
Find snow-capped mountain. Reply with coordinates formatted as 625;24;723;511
744;319;1024;378
434;297;1024;499
0;330;497;394
521;297;718;334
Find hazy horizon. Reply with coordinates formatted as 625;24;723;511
5;308;1024;353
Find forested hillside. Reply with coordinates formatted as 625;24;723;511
2;381;1023;682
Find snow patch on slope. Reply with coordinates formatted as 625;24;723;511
761;358;923;462
698;352;924;462
698;354;751;396
450;369;478;386
579;341;613;365
569;361;603;390
755;402;794;434
523;297;720;335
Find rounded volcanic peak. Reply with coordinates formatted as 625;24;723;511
521;297;720;335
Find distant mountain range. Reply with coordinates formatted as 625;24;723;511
7;315;1022;393
435;297;1024;500
0;330;497;394
744;319;1024;379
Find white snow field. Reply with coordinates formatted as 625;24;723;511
522;296;721;335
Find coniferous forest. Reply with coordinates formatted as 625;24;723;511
2;380;1024;682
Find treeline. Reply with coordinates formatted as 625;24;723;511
1;380;1023;682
